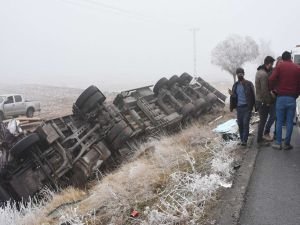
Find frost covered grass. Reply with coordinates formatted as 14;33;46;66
0;113;239;225
0;187;87;225
0;188;53;225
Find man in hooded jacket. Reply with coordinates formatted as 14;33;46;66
255;56;275;146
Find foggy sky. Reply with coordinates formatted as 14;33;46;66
1;0;300;91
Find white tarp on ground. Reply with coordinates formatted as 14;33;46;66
213;119;238;134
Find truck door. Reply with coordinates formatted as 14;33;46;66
3;96;15;116
14;95;26;115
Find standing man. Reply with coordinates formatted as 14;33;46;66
265;56;283;140
255;56;275;146
229;68;256;146
269;51;300;150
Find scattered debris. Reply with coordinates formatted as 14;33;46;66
130;209;139;218
208;115;224;125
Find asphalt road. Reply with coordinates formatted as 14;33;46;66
239;126;300;225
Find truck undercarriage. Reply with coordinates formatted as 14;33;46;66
0;73;226;203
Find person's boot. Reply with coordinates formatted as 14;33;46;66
241;141;247;147
272;143;282;150
283;143;293;150
263;133;273;142
257;140;270;147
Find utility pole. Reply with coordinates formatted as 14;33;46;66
190;28;200;76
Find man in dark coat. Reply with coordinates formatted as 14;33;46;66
229;68;256;146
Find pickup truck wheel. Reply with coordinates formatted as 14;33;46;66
10;133;40;158
26;108;34;118
75;85;100;107
0;112;4;122
153;77;169;95
168;75;180;87
81;92;106;113
179;73;193;85
111;126;133;150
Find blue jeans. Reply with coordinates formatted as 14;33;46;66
264;103;276;135
237;106;252;143
275;96;296;145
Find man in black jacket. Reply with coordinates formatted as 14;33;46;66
229;68;256;146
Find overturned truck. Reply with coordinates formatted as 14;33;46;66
0;73;226;202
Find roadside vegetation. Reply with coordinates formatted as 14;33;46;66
0;111;239;225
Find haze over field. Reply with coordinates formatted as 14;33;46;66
1;0;300;91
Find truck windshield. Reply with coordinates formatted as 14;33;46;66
294;55;300;65
0;96;5;103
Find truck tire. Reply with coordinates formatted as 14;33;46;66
206;93;218;104
193;98;207;117
70;164;88;188
179;73;193;85
153;77;169;95
181;103;195;117
10;133;40;158
75;86;103;107
26;108;34;118
0;112;4;122
168;75;180;87
111;126;133;150
81;92;106;113
106;120;128;143
0;185;11;202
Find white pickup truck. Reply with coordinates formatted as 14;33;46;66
0;94;41;121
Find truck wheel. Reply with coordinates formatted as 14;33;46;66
111;126;133;150
206;93;218;104
153;77;169;95
70;164;88;188
10;133;40;158
75;86;104;107
0;112;4;122
181;103;195;117
193;99;207;117
179;73;193;85
26;108;34;118
0;185;11;202
106;120;128;143
168;75;180;87
81;92;106;113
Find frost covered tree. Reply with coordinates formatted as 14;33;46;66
256;39;275;64
211;35;259;83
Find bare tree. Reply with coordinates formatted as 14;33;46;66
256;39;275;64
211;34;259;83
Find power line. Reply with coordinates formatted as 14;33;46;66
59;0;190;29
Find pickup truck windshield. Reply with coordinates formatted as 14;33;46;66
0;96;5;103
